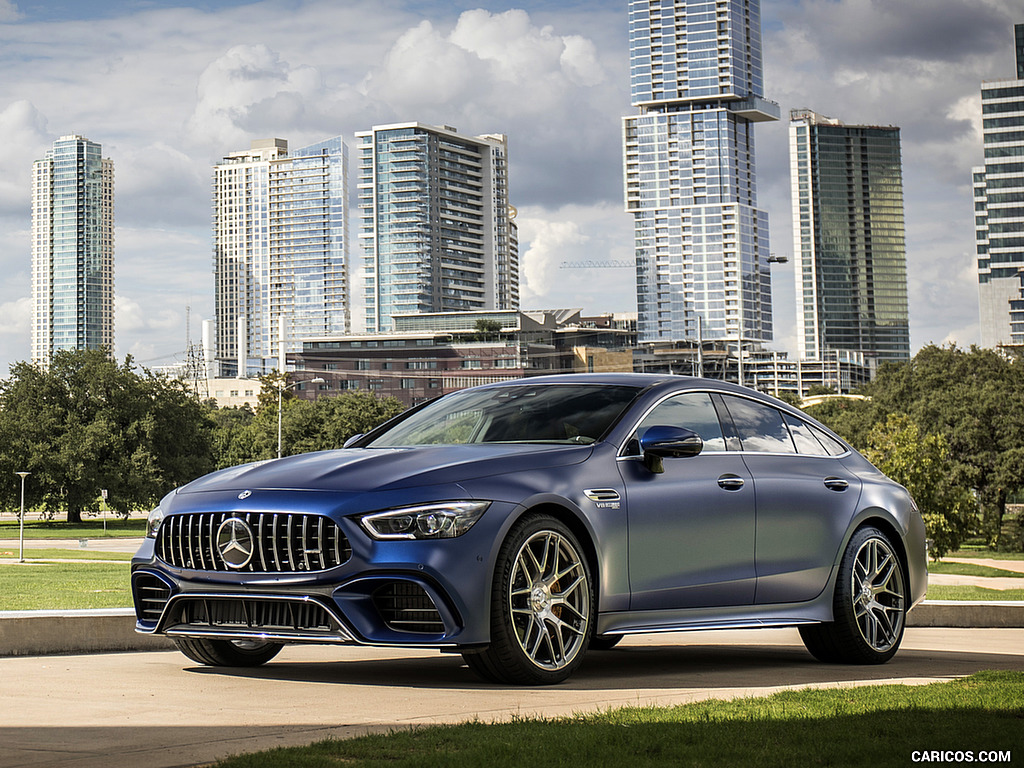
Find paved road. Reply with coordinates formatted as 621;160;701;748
2;627;1022;768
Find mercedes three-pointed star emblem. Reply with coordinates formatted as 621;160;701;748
216;517;255;569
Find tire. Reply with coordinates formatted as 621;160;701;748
173;637;284;667
800;526;907;665
463;514;594;685
589;634;623;651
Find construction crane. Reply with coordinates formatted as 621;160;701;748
559;260;635;269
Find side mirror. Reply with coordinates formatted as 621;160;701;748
639;426;703;474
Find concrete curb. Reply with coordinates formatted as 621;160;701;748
907;600;1024;628
0;601;1021;658
0;609;174;657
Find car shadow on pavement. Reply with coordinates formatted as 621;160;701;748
182;641;1024;692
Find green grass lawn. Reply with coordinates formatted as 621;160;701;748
927;561;1024;578
948;548;1024;561
0;548;133;561
0;562;131;610
209;671;1023;768
925;585;1024;601
0;518;146;540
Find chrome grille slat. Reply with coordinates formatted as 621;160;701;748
156;512;351;573
272;514;282;571
302;517;311;572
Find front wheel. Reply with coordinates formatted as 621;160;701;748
463;515;594;685
800;526;907;664
173;637;284;667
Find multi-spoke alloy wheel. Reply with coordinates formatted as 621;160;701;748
508;529;591;671
850;534;905;653
799;526;907;665
463;515;593;685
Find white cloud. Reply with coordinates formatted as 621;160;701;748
186;43;324;149
0;1;21;23
0;295;30;335
518;203;634;313
0;100;49;212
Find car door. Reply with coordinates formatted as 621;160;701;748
618;391;756;610
717;394;863;605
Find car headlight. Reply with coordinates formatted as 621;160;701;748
146;506;164;538
357;501;490;540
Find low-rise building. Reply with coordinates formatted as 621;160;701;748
288;309;637;407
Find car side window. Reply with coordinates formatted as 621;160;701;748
784;414;830;456
809;424;849;457
721;395;796;454
632;392;727;453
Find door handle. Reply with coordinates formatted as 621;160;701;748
824;477;849;491
718;474;745;491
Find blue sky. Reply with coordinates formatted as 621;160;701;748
0;0;1019;373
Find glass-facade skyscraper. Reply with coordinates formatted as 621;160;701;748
790;110;910;369
623;0;779;345
213;137;349;377
31;135;114;367
357;123;518;334
975;23;1024;348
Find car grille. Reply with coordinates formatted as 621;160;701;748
168;596;338;634
373;582;446;634
133;573;172;624
156;511;351;573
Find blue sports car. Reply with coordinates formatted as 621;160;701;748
131;373;927;684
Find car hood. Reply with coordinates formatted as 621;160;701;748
176;443;595;495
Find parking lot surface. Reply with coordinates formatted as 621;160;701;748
1;627;1022;768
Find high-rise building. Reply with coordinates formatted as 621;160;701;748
790;110;910;370
623;0;779;346
975;23;1024;348
356;123;518;334
213;137;349;377
31;135;114;367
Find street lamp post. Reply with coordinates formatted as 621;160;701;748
15;472;29;563
277;377;324;458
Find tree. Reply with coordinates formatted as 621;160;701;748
472;318;504;342
868;345;1024;547
209;384;406;466
0;350;215;522
864;414;975;559
802;396;878;452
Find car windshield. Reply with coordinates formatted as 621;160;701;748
366;384;641;447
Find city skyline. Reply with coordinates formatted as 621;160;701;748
0;0;1018;375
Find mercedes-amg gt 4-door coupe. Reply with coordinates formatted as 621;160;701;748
132;373;927;684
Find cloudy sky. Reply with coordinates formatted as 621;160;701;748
0;0;1018;374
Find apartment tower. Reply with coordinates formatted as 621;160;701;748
975;23;1024;348
790;110;910;370
212;137;349;377
623;0;779;346
31;135;114;367
357;123;518;333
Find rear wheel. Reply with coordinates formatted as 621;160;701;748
463;515;593;685
800;526;907;664
173;637;284;667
